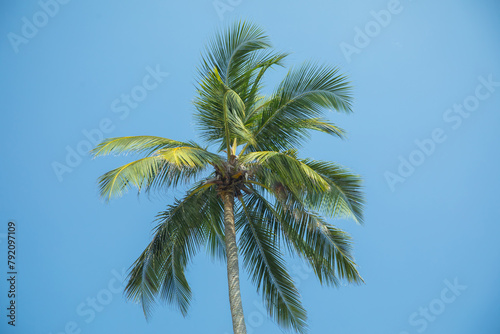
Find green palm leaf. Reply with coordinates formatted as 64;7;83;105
91;136;186;157
238;197;307;333
194;21;288;150
299;159;364;223
125;184;221;317
244;190;363;287
240;150;330;193
243;62;352;152
200;21;271;87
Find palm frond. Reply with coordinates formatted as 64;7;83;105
200;21;271;88
125;248;161;317
91;136;185;157
244;190;363;287
193;65;227;146
244;51;289;115
97;156;168;200
194;21;289;150
246;154;364;224
299;159;364;223
295;118;346;139
96;145;222;201
240;150;330;194
125;184;220;317
274;196;362;286
244;62;353;152
157;145;223;169
200;187;226;261
223;88;255;152
238;196;307;333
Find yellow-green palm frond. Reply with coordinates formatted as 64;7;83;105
91;136;186;157
240;150;330;193
97;143;223;201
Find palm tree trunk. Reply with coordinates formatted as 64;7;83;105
222;191;247;334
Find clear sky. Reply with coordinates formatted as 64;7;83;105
1;1;500;333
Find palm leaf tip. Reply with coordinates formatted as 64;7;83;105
124;250;160;319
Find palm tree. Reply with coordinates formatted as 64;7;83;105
92;21;364;334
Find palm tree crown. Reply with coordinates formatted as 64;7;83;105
92;21;364;334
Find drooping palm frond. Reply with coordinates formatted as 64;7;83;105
242;190;363;287
125;184;222;317
125;246;161;318
97;156;170;201
298;159;364;223
237;196;308;333
293;118;346;139
96;144;223;201
243;62;353;152
200;187;227;261
244;150;364;224
273;197;362;286
301;218;362;285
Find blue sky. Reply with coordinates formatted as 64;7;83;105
1;0;500;333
